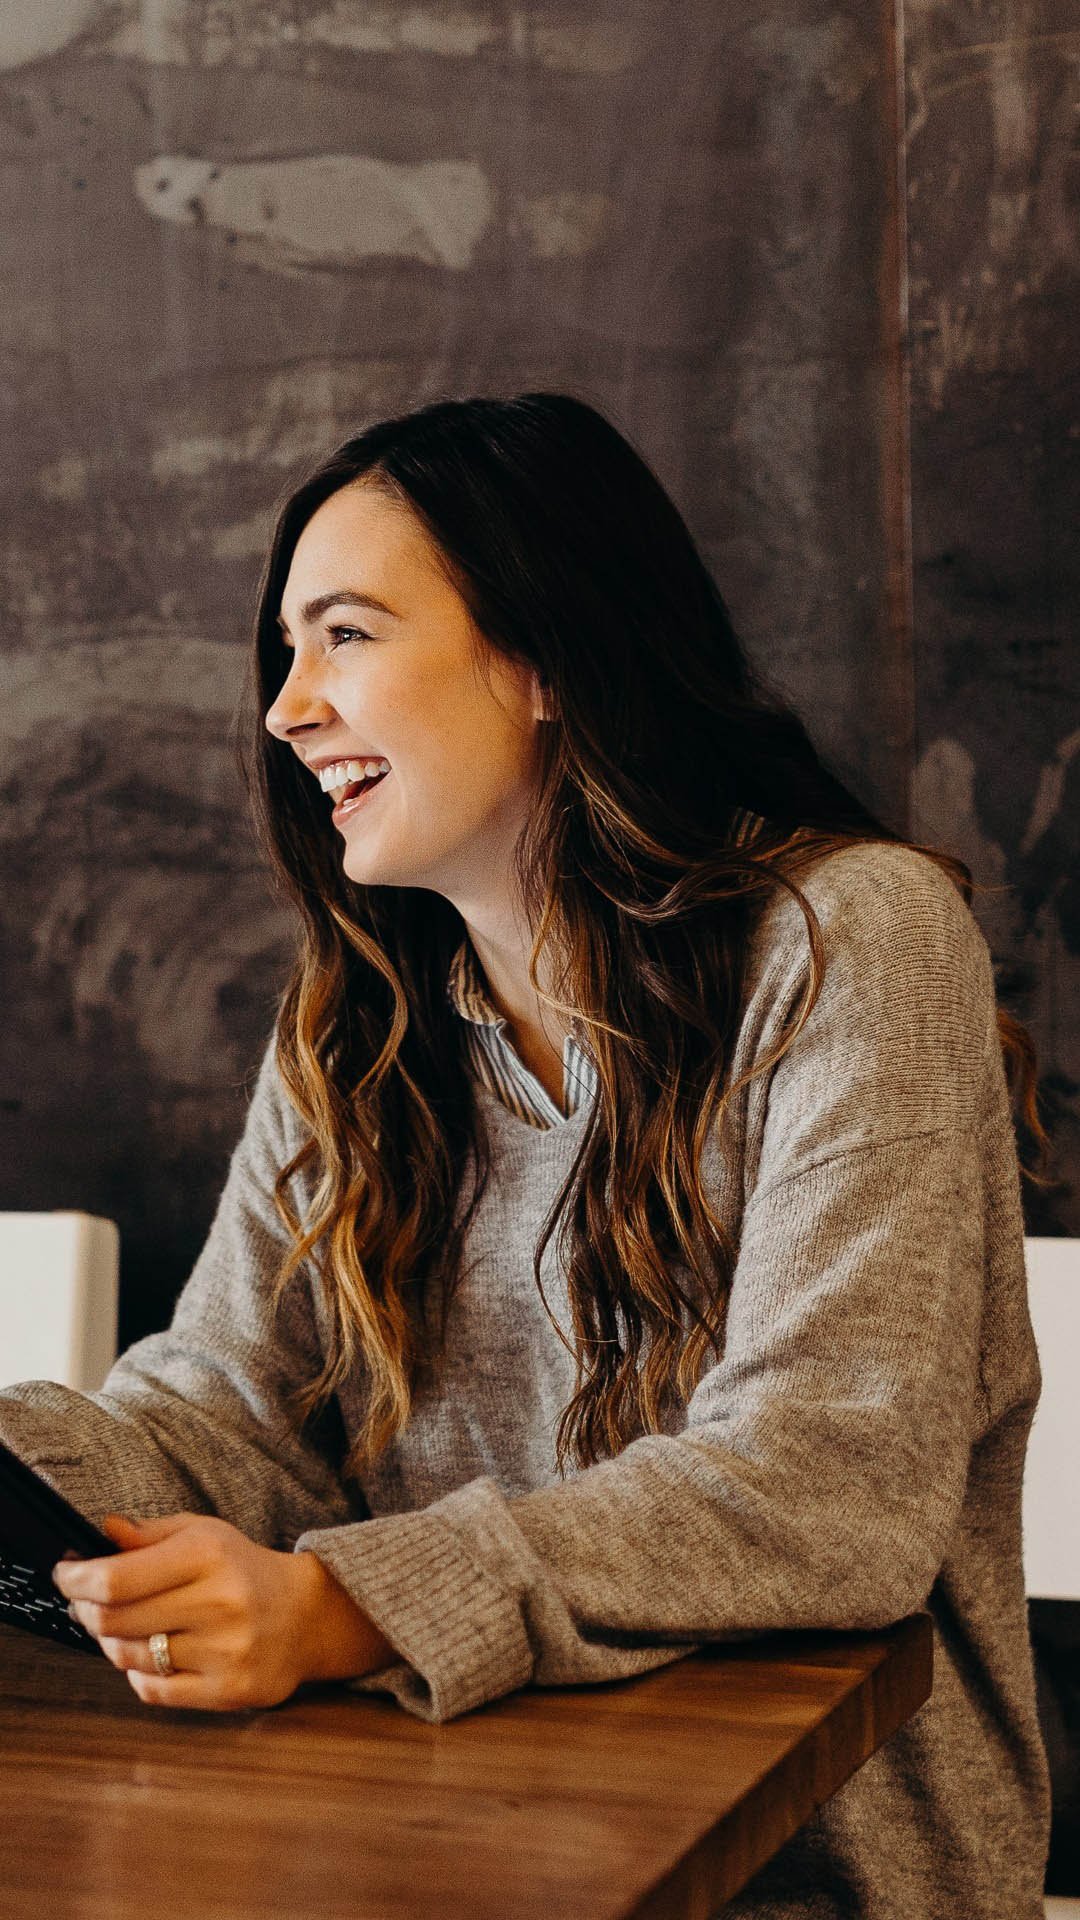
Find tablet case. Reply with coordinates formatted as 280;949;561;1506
0;1437;116;1654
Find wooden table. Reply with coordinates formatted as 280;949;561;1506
0;1613;931;1919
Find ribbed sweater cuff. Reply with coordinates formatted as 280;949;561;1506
293;1506;535;1722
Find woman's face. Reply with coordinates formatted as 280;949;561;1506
265;480;548;909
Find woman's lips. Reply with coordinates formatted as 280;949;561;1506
332;768;389;826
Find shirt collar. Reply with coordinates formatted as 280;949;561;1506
446;937;590;1052
446;936;505;1028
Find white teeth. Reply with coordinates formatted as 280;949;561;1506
316;757;390;795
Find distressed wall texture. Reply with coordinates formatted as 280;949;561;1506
0;1;1074;1347
905;0;1080;1232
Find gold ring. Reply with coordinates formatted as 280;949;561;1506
148;1631;175;1677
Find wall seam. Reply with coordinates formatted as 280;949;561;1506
880;0;917;837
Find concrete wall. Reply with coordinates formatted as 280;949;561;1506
0;1;1073;1343
905;0;1079;1232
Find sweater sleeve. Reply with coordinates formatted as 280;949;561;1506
0;1026;354;1549
295;846;1002;1722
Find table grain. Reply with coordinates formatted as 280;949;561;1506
0;1612;931;1919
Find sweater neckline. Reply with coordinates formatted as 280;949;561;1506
473;1073;596;1138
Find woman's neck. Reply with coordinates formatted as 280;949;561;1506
462;919;574;1114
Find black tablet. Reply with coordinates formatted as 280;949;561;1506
0;1436;117;1655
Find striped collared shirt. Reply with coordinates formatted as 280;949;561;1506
445;809;763;1131
445;938;598;1131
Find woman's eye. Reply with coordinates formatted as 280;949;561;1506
327;626;372;650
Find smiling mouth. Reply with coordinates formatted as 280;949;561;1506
333;768;390;812
340;772;384;802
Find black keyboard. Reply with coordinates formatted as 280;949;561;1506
0;1555;103;1653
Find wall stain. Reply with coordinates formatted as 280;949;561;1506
134;151;495;270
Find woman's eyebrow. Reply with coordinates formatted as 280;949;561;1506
276;589;402;635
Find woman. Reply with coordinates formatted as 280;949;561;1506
0;392;1051;1917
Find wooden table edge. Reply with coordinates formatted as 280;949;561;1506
624;1612;933;1919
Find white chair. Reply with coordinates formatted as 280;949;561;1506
0;1210;119;1392
1024;1236;1080;1601
1023;1238;1080;1920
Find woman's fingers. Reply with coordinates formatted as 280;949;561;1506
97;1629;195;1677
54;1513;227;1610
124;1667;257;1711
55;1515;323;1712
66;1584;209;1643
98;1637;256;1710
100;1515;151;1551
96;1632;269;1711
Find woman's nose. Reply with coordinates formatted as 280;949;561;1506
264;657;336;741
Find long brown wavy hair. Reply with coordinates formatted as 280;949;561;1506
237;390;1052;1484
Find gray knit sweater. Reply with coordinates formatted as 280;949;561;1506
0;842;1051;1919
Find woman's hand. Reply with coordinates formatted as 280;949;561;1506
52;1512;398;1711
